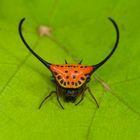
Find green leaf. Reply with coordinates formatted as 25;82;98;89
0;0;140;140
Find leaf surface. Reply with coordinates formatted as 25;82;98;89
0;0;140;140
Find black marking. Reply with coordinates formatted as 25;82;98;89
61;65;64;67
80;66;83;68
72;75;76;79
75;83;78;86
84;74;90;77
80;77;85;81
66;76;69;79
54;72;58;75
84;66;87;68
80;77;85;80
73;66;76;68
72;82;74;85
74;71;78;73
65;70;68;73
60;80;64;84
78;81;82;85
67;81;70;85
57;75;61;79
64;82;66;86
68;65;71;67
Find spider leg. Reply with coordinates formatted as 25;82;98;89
56;94;64;109
75;87;99;108
86;87;99;108
75;87;86;105
75;91;85;105
38;91;56;109
56;86;64;109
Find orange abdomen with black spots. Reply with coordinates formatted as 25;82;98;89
50;64;93;88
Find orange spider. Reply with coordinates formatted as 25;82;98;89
18;17;119;109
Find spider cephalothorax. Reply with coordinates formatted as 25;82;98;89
18;17;119;109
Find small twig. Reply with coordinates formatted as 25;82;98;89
94;74;111;92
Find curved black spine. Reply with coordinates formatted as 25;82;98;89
93;17;119;71
18;18;51;68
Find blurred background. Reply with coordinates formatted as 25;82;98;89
0;0;140;140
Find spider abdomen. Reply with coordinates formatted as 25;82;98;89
50;64;93;88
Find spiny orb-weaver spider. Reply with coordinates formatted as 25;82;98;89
18;17;119;109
